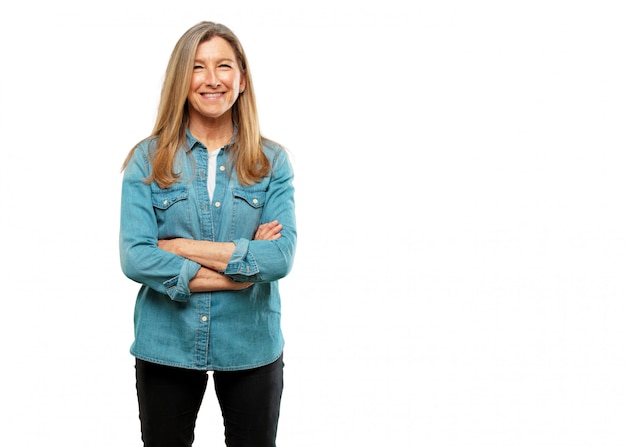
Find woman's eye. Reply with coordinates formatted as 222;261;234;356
219;64;232;69
193;65;203;70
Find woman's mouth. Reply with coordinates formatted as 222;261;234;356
201;92;224;99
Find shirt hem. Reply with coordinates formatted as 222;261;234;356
130;347;284;372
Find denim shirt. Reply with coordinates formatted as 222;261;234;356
119;130;296;371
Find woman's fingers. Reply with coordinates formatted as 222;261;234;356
254;220;282;240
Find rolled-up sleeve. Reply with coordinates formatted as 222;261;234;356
119;142;202;303
222;147;297;283
223;239;260;280
161;258;202;301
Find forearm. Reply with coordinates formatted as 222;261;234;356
189;266;251;292
159;239;235;272
158;221;282;272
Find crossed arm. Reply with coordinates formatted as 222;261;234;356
157;220;283;292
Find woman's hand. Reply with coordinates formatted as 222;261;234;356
254;220;283;241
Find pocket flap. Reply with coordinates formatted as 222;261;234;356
151;187;189;210
232;189;266;208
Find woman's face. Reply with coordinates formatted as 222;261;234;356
187;37;246;124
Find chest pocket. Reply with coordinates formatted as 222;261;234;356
232;189;266;237
151;186;191;237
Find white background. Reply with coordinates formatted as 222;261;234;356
1;1;625;446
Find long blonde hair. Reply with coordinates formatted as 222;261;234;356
122;21;270;188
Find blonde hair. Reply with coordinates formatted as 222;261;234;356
123;21;270;188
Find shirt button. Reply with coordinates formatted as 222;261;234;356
215;202;221;208
163;199;168;205
252;198;258;204
219;165;225;171
201;316;208;322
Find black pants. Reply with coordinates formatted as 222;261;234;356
135;355;283;447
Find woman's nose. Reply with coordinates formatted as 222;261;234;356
204;70;220;87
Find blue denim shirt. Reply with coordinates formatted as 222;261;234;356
119;130;296;371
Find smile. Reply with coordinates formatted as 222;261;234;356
201;92;224;99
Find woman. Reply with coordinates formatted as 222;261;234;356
119;21;296;447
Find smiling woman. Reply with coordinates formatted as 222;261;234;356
119;21;296;447
187;37;246;129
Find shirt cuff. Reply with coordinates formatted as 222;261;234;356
222;238;261;281
163;259;201;302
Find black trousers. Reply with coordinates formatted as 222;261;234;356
135;355;284;447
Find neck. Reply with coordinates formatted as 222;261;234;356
188;114;234;150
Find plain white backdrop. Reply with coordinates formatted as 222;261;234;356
1;1;625;445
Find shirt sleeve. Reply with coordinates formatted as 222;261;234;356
222;147;297;283
119;142;201;302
